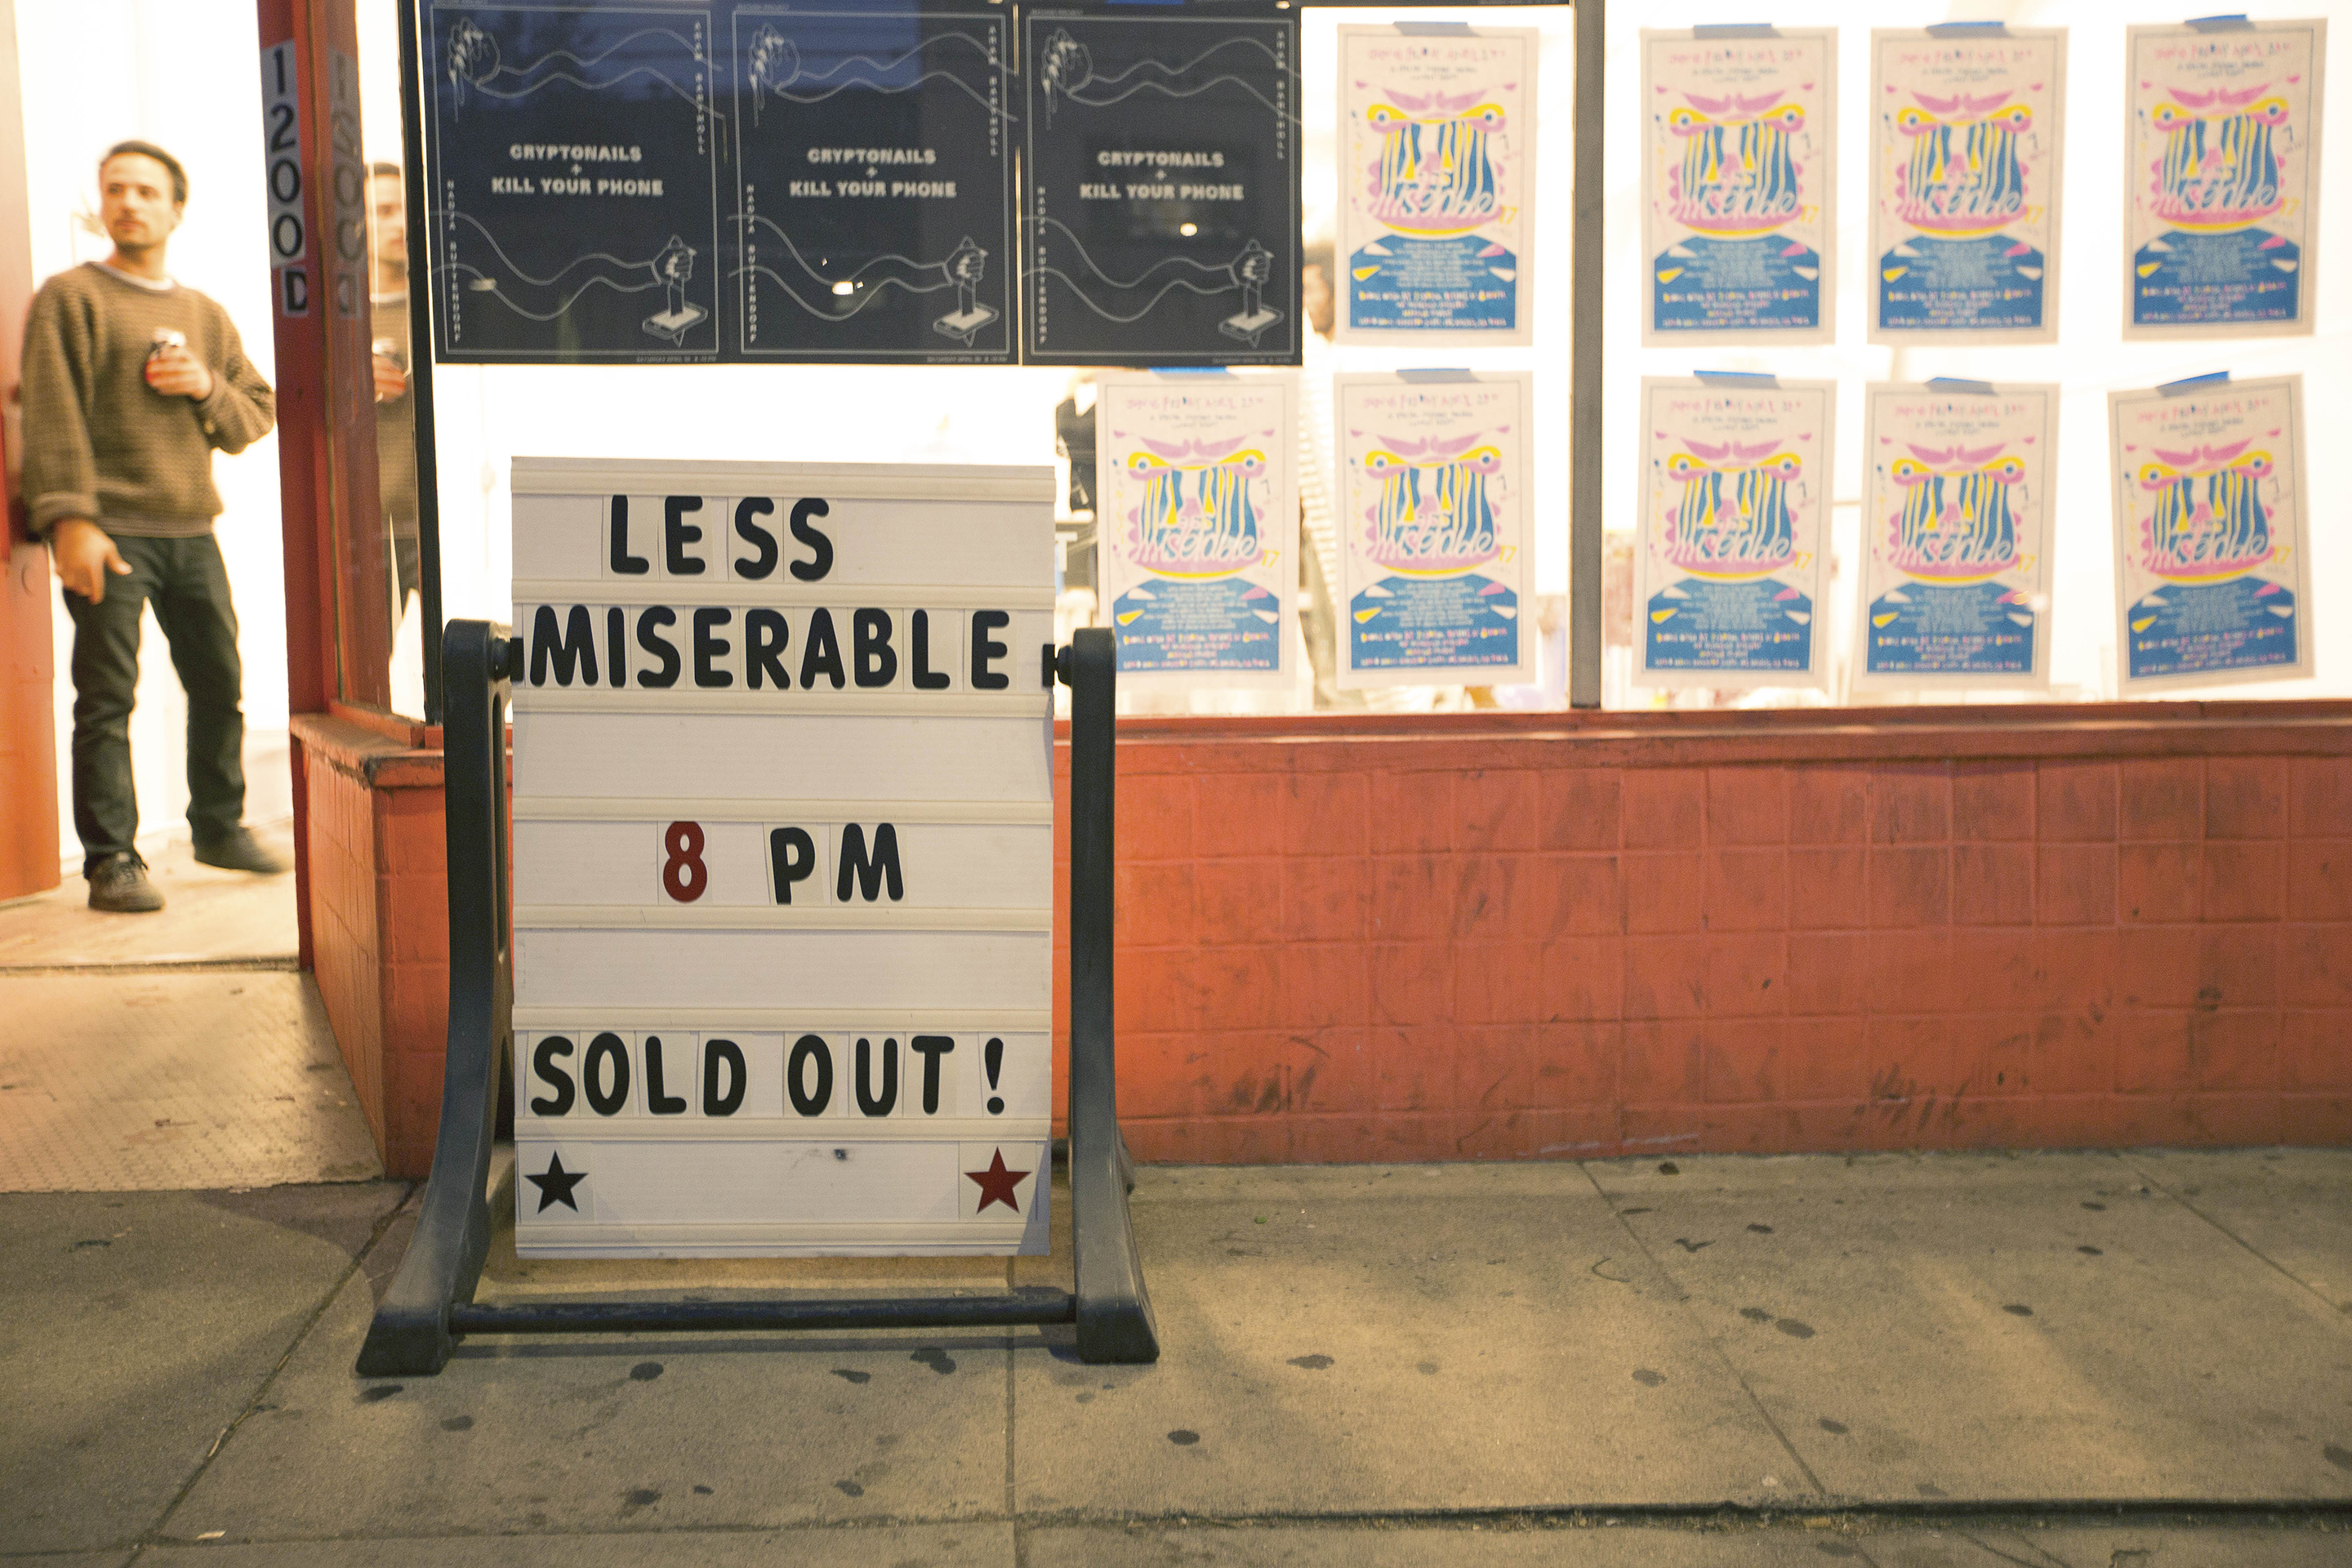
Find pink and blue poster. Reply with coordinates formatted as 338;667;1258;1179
1094;373;1298;687
1869;29;2065;344
1634;377;1832;691
2125;20;2327;337
1336;25;1535;345
2109;376;2311;689
1334;372;1534;688
1855;383;2056;690
1642;29;1835;345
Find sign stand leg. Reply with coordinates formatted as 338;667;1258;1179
358;623;1157;1374
1061;630;1160;1363
357;620;514;1376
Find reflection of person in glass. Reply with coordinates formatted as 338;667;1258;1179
368;161;420;617
20;142;283;911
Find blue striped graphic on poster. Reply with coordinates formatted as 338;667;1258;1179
2125;20;2326;338
1869;29;2066;345
1633;377;1832;692
1336;24;1536;345
1334;372;1535;689
1093;372;1298;687
1641;29;1835;346
1854;383;2056;691
426;4;725;361
731;7;1015;362
1022;9;1302;365
2109;376;2311;689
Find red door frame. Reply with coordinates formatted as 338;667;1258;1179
0;0;60;903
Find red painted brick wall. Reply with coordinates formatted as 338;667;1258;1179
294;715;448;1178
1054;702;2352;1163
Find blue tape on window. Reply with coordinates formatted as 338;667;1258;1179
1927;22;2008;37
1693;24;1778;39
1152;367;1234;376
1695;370;1780;388
1395;21;1472;36
2186;16;2256;33
2158;371;2231;395
1926;378;1997;395
1398;368;1477;384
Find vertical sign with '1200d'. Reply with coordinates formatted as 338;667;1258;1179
509;458;1056;1256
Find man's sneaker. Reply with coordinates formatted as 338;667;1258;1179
87;853;165;913
194;828;290;875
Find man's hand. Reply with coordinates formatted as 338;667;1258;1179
372;353;408;402
51;519;131;604
143;342;214;401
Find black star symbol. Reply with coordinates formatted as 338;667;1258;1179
528;1150;586;1213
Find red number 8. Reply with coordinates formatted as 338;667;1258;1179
662;820;707;902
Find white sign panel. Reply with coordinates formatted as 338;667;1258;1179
510;458;1057;1257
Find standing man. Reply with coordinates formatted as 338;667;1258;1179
20;140;283;912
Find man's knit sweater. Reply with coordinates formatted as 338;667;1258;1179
20;262;276;539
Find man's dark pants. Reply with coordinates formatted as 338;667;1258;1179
62;532;246;873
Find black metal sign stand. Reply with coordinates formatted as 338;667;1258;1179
357;621;1158;1374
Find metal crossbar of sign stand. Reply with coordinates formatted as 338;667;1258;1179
356;621;1156;1375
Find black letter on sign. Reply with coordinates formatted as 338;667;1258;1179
911;608;951;689
531;604;599;688
855;1036;898;1116
970;609;1010;689
787;1033;832;1116
800;608;845;688
788;497;833;581
529;1035;576;1116
837;822;902;902
703;1037;746;1117
605;607;628;688
746;608;791;689
585;1031;630;1116
665;496;706;574
733;497;778;580
644;1035;688;1114
911;1034;955;1114
609;495;648;574
635;605;681;688
693;607;734;688
853;608;897;688
768;826;816;904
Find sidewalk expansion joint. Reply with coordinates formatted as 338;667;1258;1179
2127;1155;2352;1330
0;956;300;977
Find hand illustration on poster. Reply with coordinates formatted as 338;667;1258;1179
732;7;1015;362
1022;11;1302;364
1634;378;1832;691
1336;26;1535;345
1855;384;2056;690
1869;29;2065;343
1094;374;1298;686
1642;29;1835;345
2125;20;2327;337
1334;373;1534;688
428;7;724;361
2109;376;2311;688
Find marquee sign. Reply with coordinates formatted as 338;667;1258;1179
507;457;1057;1255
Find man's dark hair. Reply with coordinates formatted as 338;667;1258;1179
1302;240;1334;278
100;140;188;206
369;160;403;181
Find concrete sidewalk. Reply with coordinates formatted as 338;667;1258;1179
6;1151;2350;1566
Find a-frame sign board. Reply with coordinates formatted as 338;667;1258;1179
359;595;1155;1371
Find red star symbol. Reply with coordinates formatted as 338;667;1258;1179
964;1147;1030;1214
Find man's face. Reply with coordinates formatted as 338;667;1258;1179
370;172;407;268
1301;262;1334;337
100;154;181;252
